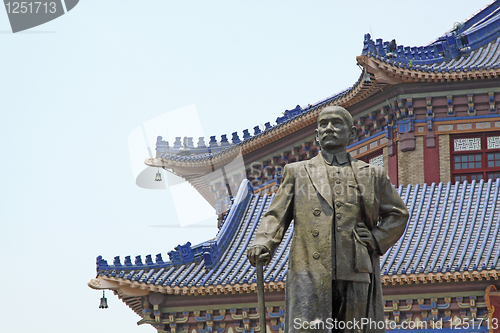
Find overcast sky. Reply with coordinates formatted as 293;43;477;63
0;1;488;332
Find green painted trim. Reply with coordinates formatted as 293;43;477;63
397;86;500;100
383;290;485;301
240;86;500;165
355;87;500;121
245;133;317;167
159;291;487;312
161;301;285;313
356;103;391;121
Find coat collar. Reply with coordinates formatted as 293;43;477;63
320;150;349;165
305;155;332;208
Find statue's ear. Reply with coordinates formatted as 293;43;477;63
349;126;357;141
314;128;320;147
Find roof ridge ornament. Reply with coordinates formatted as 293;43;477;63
178;137;192;155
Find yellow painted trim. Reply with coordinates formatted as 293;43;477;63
353;143;388;159
382;270;500;285
93;270;500;298
436;127;500;135
347;132;386;153
437;117;500;125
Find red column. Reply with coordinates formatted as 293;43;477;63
387;130;398;186
424;139;440;184
388;147;398;186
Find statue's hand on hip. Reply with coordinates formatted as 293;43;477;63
247;245;271;266
355;222;378;252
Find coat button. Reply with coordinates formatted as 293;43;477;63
312;229;319;237
336;201;343;208
313;208;321;216
335;179;341;184
336;213;342;220
313;252;320;259
337;226;342;232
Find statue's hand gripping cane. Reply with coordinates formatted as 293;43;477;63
247;245;270;333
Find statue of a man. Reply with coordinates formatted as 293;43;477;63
247;106;409;333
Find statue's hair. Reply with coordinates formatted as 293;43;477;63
318;106;354;127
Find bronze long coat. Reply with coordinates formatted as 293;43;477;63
252;154;408;333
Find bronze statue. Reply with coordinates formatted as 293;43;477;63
247;106;409;333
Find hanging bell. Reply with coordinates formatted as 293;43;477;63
99;291;108;309
155;169;162;182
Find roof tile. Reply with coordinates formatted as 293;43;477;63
96;178;500;287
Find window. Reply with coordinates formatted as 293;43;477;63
487;172;500;180
361;151;384;167
451;133;500;182
454;173;483;182
487;152;500;168
369;154;384;167
454;154;481;170
454;137;481;151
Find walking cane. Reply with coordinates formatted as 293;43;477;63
256;260;266;333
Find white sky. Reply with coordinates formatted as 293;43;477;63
0;1;487;332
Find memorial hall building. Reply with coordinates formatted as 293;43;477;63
89;1;500;332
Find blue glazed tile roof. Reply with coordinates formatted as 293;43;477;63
362;1;500;71
96;179;500;287
363;34;500;73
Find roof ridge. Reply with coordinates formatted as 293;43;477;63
427;0;500;45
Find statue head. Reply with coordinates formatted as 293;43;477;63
315;106;357;154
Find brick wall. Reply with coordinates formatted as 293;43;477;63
439;134;451;183
397;136;425;186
